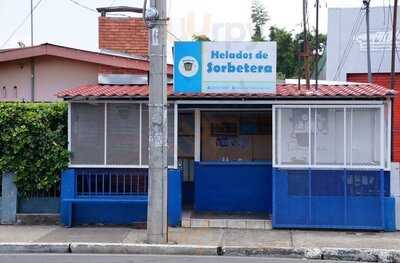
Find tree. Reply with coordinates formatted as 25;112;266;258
269;26;297;79
251;0;269;41
268;26;327;79
192;34;211;41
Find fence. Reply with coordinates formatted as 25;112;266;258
18;184;60;214
273;168;394;230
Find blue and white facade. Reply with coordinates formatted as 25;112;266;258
59;41;397;231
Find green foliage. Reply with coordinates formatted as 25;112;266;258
251;0;269;41
269;26;327;79
0;102;69;197
269;26;297;79
192;34;211;41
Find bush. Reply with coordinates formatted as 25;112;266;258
0;102;69;197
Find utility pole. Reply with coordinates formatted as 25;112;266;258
315;0;320;90
31;0;33;46
303;0;311;89
145;0;168;244
30;0;35;101
391;0;398;90
363;0;372;83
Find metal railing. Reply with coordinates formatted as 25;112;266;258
75;168;148;196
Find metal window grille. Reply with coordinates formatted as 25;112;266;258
75;168;148;196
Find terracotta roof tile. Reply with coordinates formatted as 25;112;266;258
57;83;395;99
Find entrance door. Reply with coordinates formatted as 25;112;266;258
177;111;195;207
194;110;273;215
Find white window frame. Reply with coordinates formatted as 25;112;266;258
273;103;389;170
68;101;178;169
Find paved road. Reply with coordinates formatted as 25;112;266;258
0;254;359;263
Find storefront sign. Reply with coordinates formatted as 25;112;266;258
174;41;276;93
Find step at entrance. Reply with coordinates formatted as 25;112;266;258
182;210;272;230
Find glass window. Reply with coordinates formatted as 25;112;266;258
178;112;194;158
275;106;385;168
71;103;105;165
280;108;309;165
314;108;345;165
201;111;272;162
347;108;381;166
106;104;140;165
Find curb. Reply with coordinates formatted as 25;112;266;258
70;243;219;256
223;246;400;263
0;243;69;254
0;243;399;262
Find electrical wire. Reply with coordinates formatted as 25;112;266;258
1;0;46;49
378;3;391;72
68;0;97;13
333;6;365;80
167;30;181;41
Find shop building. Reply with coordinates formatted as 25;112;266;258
58;41;398;231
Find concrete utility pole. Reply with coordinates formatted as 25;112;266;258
303;0;311;89
363;0;372;83
391;0;398;90
145;0;169;244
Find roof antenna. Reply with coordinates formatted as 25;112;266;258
315;0;320;90
303;0;311;90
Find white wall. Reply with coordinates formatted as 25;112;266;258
326;6;400;81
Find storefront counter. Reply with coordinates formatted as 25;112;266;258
194;161;272;214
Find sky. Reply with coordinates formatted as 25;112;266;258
0;0;393;53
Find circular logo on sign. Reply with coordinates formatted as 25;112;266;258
178;56;199;78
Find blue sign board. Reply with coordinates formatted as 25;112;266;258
174;41;277;93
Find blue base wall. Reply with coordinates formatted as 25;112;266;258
273;168;395;231
194;162;272;214
60;169;182;227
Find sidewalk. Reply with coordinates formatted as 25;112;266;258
0;225;399;261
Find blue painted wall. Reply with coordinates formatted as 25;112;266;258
194;162;272;213
60;169;182;227
272;168;395;231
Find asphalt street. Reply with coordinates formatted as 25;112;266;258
0;254;360;263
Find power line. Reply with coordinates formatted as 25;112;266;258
167;30;181;41
67;0;130;17
378;3;392;72
67;0;97;13
333;6;365;80
1;0;45;49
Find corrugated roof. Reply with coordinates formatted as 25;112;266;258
57;83;395;99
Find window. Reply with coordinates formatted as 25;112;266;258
201;111;272;162
274;105;386;169
106;104;140;165
13;86;17;98
2;86;6;98
70;102;177;167
71;104;105;165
